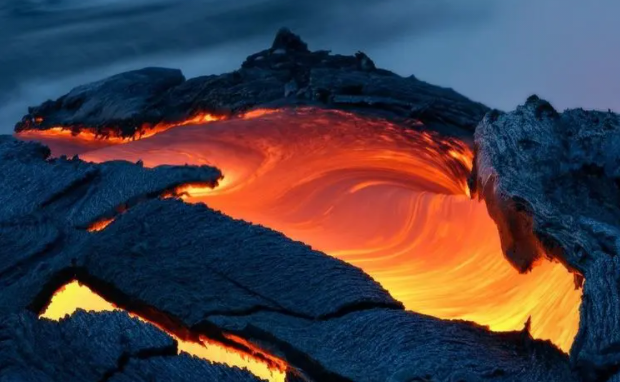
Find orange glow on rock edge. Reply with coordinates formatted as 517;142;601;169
18;109;277;145
40;281;287;382
86;217;115;232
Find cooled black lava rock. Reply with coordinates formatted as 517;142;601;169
470;96;620;382
108;356;263;382
0;310;260;382
0;135;221;225
15;29;489;138
271;28;309;53
0;136;219;317
15;68;185;137
209;308;577;382
0;135;578;381
78;198;402;323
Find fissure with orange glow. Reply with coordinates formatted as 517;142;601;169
24;107;582;352
17;110;276;157
85;182;219;232
40;280;287;382
86;217;115;232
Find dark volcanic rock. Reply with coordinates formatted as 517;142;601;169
108;356;262;382
0;310;260;382
15;68;185;137
0;136;97;220
15;29;489;138
0;136;219;316
77;198;402;324
0;136;221;226
271;28;309;53
210;309;577;382
470;96;620;381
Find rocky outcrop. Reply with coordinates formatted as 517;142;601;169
470;96;620;381
0;135;577;381
15;29;489;139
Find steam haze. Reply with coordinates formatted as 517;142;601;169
0;0;618;133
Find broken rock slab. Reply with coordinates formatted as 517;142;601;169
208;308;577;382
470;95;620;381
76;198;402;324
0;135;218;317
0;136;221;227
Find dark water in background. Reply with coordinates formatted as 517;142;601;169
0;0;618;133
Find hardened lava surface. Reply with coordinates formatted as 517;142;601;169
0;310;261;382
471;96;620;382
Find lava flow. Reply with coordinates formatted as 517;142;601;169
40;281;287;382
17;111;261;157
25;108;582;352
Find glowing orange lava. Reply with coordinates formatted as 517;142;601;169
86;217;115;232
16;110;275;157
27;108;582;352
40;281;286;382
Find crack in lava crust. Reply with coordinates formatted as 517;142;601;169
36;108;581;352
40;281;287;382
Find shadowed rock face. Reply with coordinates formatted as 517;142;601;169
15;29;489;138
470;96;620;382
0;134;577;380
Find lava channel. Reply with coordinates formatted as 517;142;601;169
25;107;582;352
40;280;287;382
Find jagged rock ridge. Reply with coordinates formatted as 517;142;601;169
470;96;620;382
15;28;489;139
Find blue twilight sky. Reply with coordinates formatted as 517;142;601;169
0;0;618;132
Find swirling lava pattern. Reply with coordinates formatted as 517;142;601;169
37;108;581;352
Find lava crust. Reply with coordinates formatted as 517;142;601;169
471;96;620;381
0;310;262;382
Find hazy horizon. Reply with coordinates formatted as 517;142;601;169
1;0;618;133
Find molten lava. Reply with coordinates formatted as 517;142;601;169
86;217;115;232
25;108;582;352
16;113;222;156
16;110;272;157
40;281;286;382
